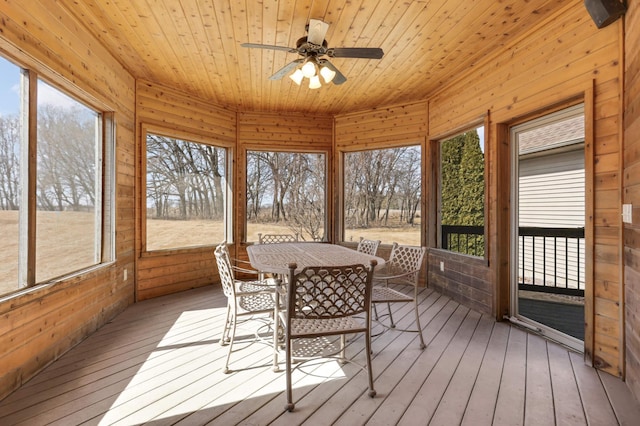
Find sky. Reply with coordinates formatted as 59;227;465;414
0;56;20;116
0;56;80;117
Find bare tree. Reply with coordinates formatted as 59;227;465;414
146;134;226;221
0;115;20;210
246;150;326;240
286;153;325;240
36;104;96;211
246;153;269;220
344;146;421;230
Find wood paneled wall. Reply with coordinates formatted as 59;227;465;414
134;96;333;299
334;102;428;150
0;0;635;403
236;111;334;252
135;81;236;301
333;102;429;283
0;2;136;400
624;0;640;402
428;1;623;376
333;101;428;246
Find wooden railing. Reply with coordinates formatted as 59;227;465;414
441;225;585;296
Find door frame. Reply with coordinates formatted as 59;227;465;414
509;104;586;352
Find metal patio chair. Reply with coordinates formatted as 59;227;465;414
356;237;381;256
279;260;377;412
371;243;427;349
214;242;279;373
258;233;299;244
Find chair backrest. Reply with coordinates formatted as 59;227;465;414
286;261;376;321
214;242;236;299
356;237;381;256
387;243;427;285
258;233;299;244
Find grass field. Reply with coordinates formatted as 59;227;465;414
1;211;420;295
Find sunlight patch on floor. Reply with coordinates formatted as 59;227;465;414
98;308;350;424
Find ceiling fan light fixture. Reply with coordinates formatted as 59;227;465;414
301;59;317;78
308;75;322;89
243;18;384;88
289;68;304;85
320;65;336;83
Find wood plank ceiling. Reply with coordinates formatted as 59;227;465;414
59;0;568;115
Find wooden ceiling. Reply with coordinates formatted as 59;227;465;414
60;0;569;116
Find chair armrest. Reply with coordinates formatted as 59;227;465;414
373;268;419;286
231;264;259;275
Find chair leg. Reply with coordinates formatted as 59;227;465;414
272;310;280;372
372;302;396;327
386;302;396;328
223;312;237;374
220;304;231;346
339;334;346;364
414;294;426;350
365;329;376;398
285;335;295;412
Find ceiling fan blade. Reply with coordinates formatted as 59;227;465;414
268;59;303;80
307;19;329;45
318;59;347;85
241;43;297;53
328;47;384;59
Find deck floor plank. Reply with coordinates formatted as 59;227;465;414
523;334;555;425
570;350;620;425
263;290;443;426
548;339;587;424
460;321;510;426
397;309;481;424
334;296;460;426
350;295;456;426
429;315;496;425
493;326;528;425
599;369;640;425
1;285;639;426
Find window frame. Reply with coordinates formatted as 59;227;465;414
1;58;116;295
338;142;424;246
141;124;233;253
433;121;488;259
244;148;329;243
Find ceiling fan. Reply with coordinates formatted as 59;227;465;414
241;19;384;87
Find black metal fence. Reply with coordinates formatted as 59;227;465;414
441;225;485;257
441;225;585;296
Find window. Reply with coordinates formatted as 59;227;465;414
0;55;114;296
343;146;421;246
0;57;21;295
35;80;105;282
145;132;228;251
246;151;326;242
439;127;485;256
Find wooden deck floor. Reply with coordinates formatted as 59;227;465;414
1;285;639;425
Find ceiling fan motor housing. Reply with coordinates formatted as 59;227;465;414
295;37;328;57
